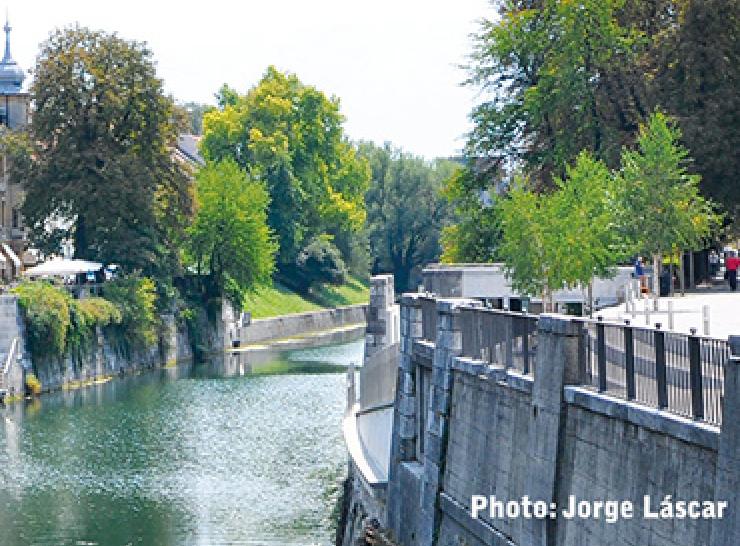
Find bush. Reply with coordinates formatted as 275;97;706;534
13;282;122;361
13;281;72;358
25;372;42;395
294;236;348;291
103;275;159;349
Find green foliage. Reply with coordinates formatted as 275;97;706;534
440;167;501;264
13;282;72;359
360;142;457;292
186;159;277;308
180;102;214;135
18;26;193;275
468;0;642;187
201;67;370;269
12;282;122;362
617;112;718;256
294;236;348;291
103;276;159;349
25;373;42;395
242;276;369;319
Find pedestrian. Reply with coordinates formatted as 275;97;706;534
634;256;647;296
726;251;740;292
709;250;720;277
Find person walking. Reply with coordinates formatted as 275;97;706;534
726;251;740;292
634;256;647;296
709;250;720;278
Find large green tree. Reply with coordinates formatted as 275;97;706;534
360;142;457;293
186;160;276;307
18;27;192;274
200;67;370;272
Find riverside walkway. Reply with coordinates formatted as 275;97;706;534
599;290;740;339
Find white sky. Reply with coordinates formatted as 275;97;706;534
6;0;495;159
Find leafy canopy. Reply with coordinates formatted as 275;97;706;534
186;160;277;307
201;67;370;269
360;142;457;292
618;112;718;256
18;26;192;275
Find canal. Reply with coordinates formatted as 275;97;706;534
0;339;364;546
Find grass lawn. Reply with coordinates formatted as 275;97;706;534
242;275;369;319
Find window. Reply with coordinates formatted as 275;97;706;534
11;207;19;229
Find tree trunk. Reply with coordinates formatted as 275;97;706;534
652;253;661;299
679;251;686;296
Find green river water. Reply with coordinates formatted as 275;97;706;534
0;339;364;546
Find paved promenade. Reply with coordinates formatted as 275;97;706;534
599;290;740;339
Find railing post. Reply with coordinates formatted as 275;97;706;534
654;323;668;409
596;317;607;392
521;314;530;374
624;320;636;400
505;314;513;369
688;329;704;420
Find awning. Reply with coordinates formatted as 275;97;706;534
1;243;21;269
23;257;103;277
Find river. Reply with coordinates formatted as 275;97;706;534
0;339;364;546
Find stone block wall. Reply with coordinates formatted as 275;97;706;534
383;297;739;546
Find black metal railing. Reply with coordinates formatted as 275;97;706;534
420;297;437;342
460;307;538;375
583;317;727;426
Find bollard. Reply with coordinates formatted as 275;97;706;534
702;305;710;336
667;300;674;331
645;298;651;326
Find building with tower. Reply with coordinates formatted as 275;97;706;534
0;15;29;280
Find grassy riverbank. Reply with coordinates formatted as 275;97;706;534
241;276;369;319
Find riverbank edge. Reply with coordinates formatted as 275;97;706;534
232;304;368;347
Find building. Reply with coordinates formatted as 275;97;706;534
0;17;29;280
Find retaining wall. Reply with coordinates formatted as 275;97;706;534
382;295;738;546
235;304;367;345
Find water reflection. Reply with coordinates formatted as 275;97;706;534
0;338;363;546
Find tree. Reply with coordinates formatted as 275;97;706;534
18;27;192;275
440;166;501;263
468;0;644;188
617;112;718;295
360;142;457;293
651;0;740;220
498;152;626;311
200;67;370;272
186;160;276;307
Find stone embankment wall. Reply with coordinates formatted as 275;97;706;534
338;275;400;546
234;304;367;346
0;294;193;395
380;295;738;546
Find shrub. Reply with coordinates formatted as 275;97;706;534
25;372;42;395
294;236;348;291
13;281;125;362
13;281;72;358
103;275;159;349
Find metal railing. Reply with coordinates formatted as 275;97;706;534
0;336;18;394
420;296;437;342
459;307;538;375
583;318;727;426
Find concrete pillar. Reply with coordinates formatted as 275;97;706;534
523;314;583;546
710;336;740;546
419;297;480;546
387;294;422;537
366;274;395;357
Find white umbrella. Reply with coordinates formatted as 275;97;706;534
23;257;103;277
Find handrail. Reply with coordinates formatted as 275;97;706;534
1;337;18;380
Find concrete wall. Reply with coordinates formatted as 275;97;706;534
380;296;738;546
422;264;634;308
235;304;367;345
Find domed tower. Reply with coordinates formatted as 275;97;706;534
0;14;29;274
0;15;28;127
